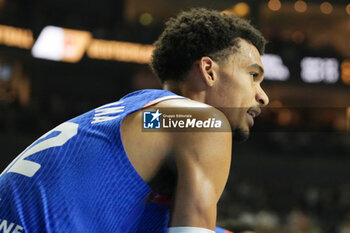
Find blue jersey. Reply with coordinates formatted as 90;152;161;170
215;226;233;233
0;89;181;233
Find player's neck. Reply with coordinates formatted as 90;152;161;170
163;80;206;103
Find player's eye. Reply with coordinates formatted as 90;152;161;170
250;72;259;79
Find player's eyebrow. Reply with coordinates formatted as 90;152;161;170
248;63;264;76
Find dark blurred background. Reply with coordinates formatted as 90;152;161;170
0;0;349;232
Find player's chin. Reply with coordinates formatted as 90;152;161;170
232;127;249;143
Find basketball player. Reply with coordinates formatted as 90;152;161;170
0;8;268;233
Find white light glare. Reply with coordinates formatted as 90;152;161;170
301;57;339;83
261;54;290;81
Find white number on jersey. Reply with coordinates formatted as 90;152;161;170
0;122;78;178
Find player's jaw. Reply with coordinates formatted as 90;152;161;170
229;106;261;143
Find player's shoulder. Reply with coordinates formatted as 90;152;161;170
154;97;231;130
152;98;232;149
154;96;214;109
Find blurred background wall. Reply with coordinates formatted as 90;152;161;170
0;0;349;232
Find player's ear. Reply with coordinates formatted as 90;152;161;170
199;56;217;87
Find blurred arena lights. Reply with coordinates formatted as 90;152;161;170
261;54;290;81
0;62;12;82
0;24;154;64
31;26;92;63
294;0;307;13
139;13;153;26
346;4;350;15
233;2;250;17
0;24;349;76
86;39;154;64
320;1;333;15
301;57;339;83
221;2;250;17
341;60;350;84
0;25;34;49
267;0;282;11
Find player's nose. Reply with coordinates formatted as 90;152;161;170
256;86;269;107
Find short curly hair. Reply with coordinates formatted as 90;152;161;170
151;8;266;83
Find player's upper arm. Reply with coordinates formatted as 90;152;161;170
169;106;232;230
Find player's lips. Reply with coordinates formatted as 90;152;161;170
246;107;261;127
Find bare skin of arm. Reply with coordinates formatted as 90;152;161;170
169;109;232;230
121;98;232;231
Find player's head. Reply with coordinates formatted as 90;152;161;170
151;8;269;142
